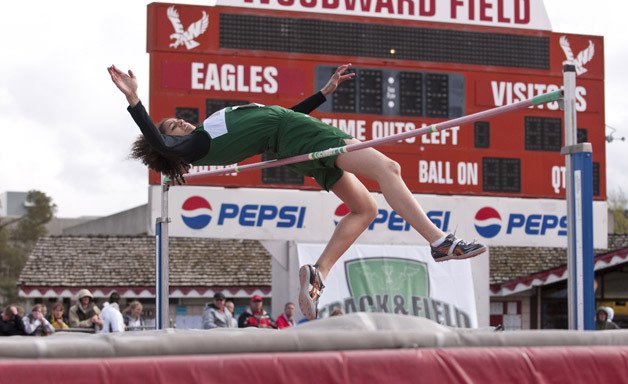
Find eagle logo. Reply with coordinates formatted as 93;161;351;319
559;36;595;76
167;6;209;50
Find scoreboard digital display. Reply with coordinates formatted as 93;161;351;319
146;3;606;200
314;66;465;118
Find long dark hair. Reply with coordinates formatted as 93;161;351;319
130;120;189;184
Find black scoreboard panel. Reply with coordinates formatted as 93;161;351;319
316;66;464;118
482;157;521;193
524;116;562;152
220;13;550;69
261;152;304;185
399;72;423;116
205;99;249;117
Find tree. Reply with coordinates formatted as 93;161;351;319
0;190;56;305
608;187;628;234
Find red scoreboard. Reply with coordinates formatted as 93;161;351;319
146;2;605;200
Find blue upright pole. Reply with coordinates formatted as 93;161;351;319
562;64;595;330
155;182;171;329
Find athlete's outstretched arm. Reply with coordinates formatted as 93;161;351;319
107;65;208;161
108;65;140;107
290;63;355;114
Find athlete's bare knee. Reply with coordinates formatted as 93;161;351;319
379;158;401;178
350;194;378;223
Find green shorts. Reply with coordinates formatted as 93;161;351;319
195;106;352;191
273;108;353;191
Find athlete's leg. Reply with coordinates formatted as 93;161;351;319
299;171;377;319
314;171;378;279
335;139;444;243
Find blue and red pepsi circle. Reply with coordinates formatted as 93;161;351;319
474;207;502;238
181;196;213;229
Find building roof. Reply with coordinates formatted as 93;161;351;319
490;234;628;296
18;236;272;299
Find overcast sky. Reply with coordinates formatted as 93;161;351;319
1;0;626;218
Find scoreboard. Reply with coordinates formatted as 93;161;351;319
146;2;605;200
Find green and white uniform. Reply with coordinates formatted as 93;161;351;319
194;105;352;191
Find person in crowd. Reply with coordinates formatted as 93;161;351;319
276;302;296;329
330;306;345;316
40;304;48;320
22;304;54;336
202;292;235;329
69;289;103;331
108;63;485;321
123;300;146;331
0;305;26;336
100;292;125;333
238;295;276;329
605;306;620;326
224;299;238;328
49;302;69;330
595;306;620;330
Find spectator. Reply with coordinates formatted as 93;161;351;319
595;306;620;330
276;302;296;329
100;292;125;333
0;305;26;336
49;302;69;331
330;306;345;317
238;294;276;329
69;289;103;331
123;301;146;331
606;306;618;325
23;304;54;336
224;300;238;328
202;292;235;329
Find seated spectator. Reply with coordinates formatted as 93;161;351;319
596;306;620;330
69;289;103;331
330;306;345;317
203;292;235;329
100;292;125;333
123;301;146;331
224;300;238;327
0;305;26;336
238;294;276;329
40;304;49;321
49;302;69;330
276;302;296;329
23;304;54;336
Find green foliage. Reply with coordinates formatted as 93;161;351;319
608;187;628;234
0;190;56;305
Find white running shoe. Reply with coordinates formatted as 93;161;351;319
298;264;325;320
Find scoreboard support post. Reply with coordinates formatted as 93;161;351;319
155;181;171;330
562;64;595;331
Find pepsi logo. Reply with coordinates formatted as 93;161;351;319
474;207;502;238
181;196;212;229
334;203;350;225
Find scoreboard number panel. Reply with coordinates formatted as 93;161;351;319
315;66;465;119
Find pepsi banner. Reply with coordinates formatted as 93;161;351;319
297;243;478;327
149;186;607;248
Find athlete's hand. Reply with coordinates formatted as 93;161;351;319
108;65;140;106
320;63;355;97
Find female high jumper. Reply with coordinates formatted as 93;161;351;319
108;64;486;320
